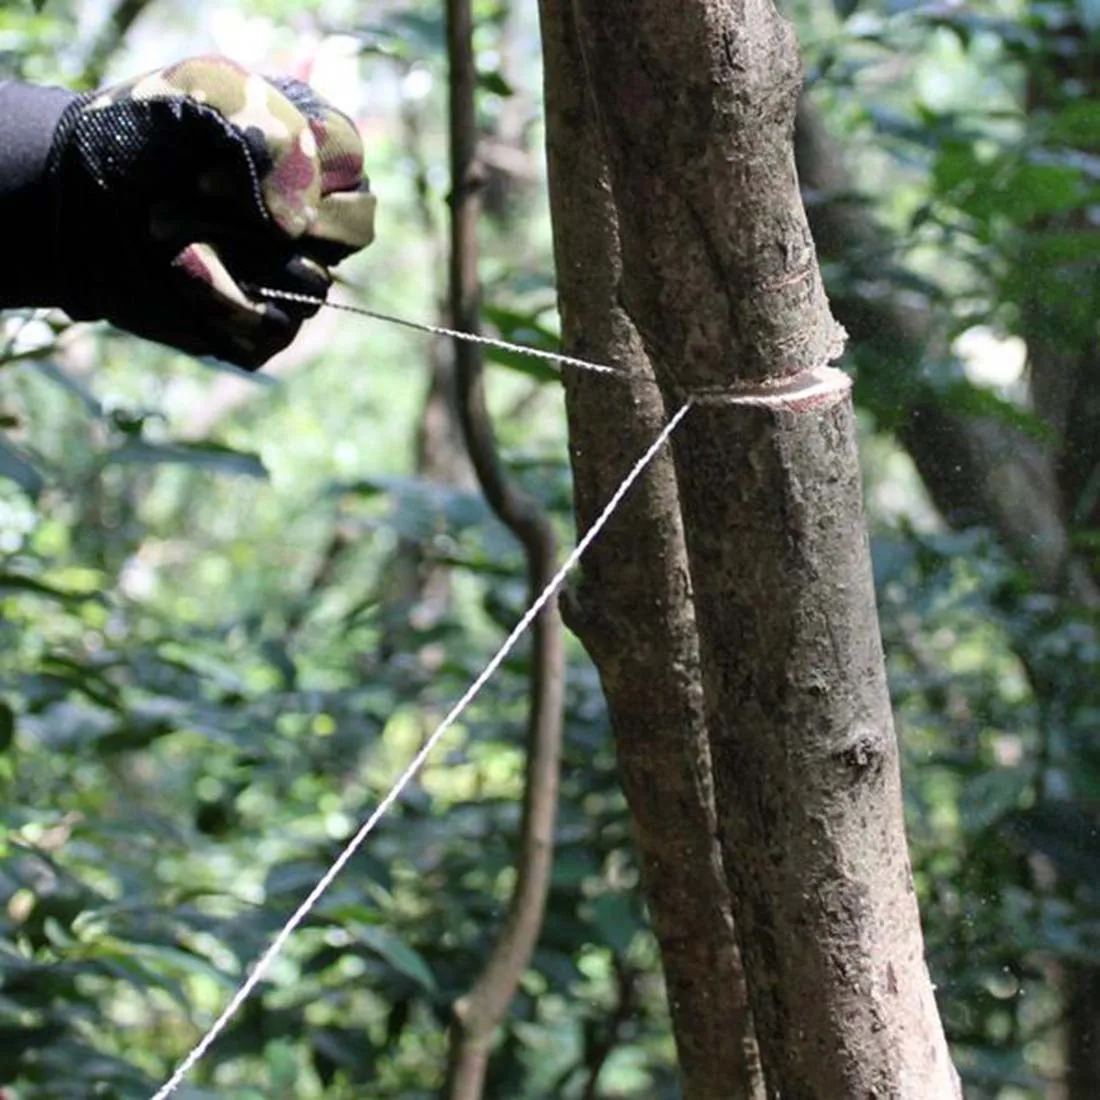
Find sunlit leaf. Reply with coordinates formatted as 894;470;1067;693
0;572;103;606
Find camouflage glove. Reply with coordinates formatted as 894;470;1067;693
46;56;376;368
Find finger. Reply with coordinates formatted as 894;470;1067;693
217;240;332;322
304;185;377;265
172;242;300;368
173;242;266;324
273;255;331;318
261;252;331;301
264;74;376;263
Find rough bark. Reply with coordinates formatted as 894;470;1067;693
571;1;958;1095
576;1;840;392
443;1;565;1097
672;387;958;1099
539;2;763;1097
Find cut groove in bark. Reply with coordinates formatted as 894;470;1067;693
570;0;959;1094
539;0;764;1096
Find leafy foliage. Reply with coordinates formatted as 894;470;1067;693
1;0;1099;1097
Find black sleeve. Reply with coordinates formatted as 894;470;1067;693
0;81;79;307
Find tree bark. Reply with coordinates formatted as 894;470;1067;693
539;2;764;1097
1069;967;1100;1100
568;1;958;1095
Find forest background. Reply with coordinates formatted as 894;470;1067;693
1;0;1098;1097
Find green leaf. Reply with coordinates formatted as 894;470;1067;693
266;859;328;898
351;924;436;992
477;70;514;97
481;304;567;384
587;893;641;954
0;435;44;497
312;1026;378;1083
37;655;119;709
483;344;562;384
533;948;583;992
105;440;268;478
932;140;982;196
931;376;1054;444
120;940;236;988
1047;100;1100;147
0;572;104;606
357;10;445;57
959;767;1031;833
1006;159;1086;219
267;1039;299;1091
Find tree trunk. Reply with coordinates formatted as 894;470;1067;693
1069;967;1100;1100
553;1;959;1094
539;2;763;1097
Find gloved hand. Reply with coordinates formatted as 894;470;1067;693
45;56;376;368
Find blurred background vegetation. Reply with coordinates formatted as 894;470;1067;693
0;0;1098;1096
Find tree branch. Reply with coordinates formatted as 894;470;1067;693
442;2;565;1097
80;0;156;89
